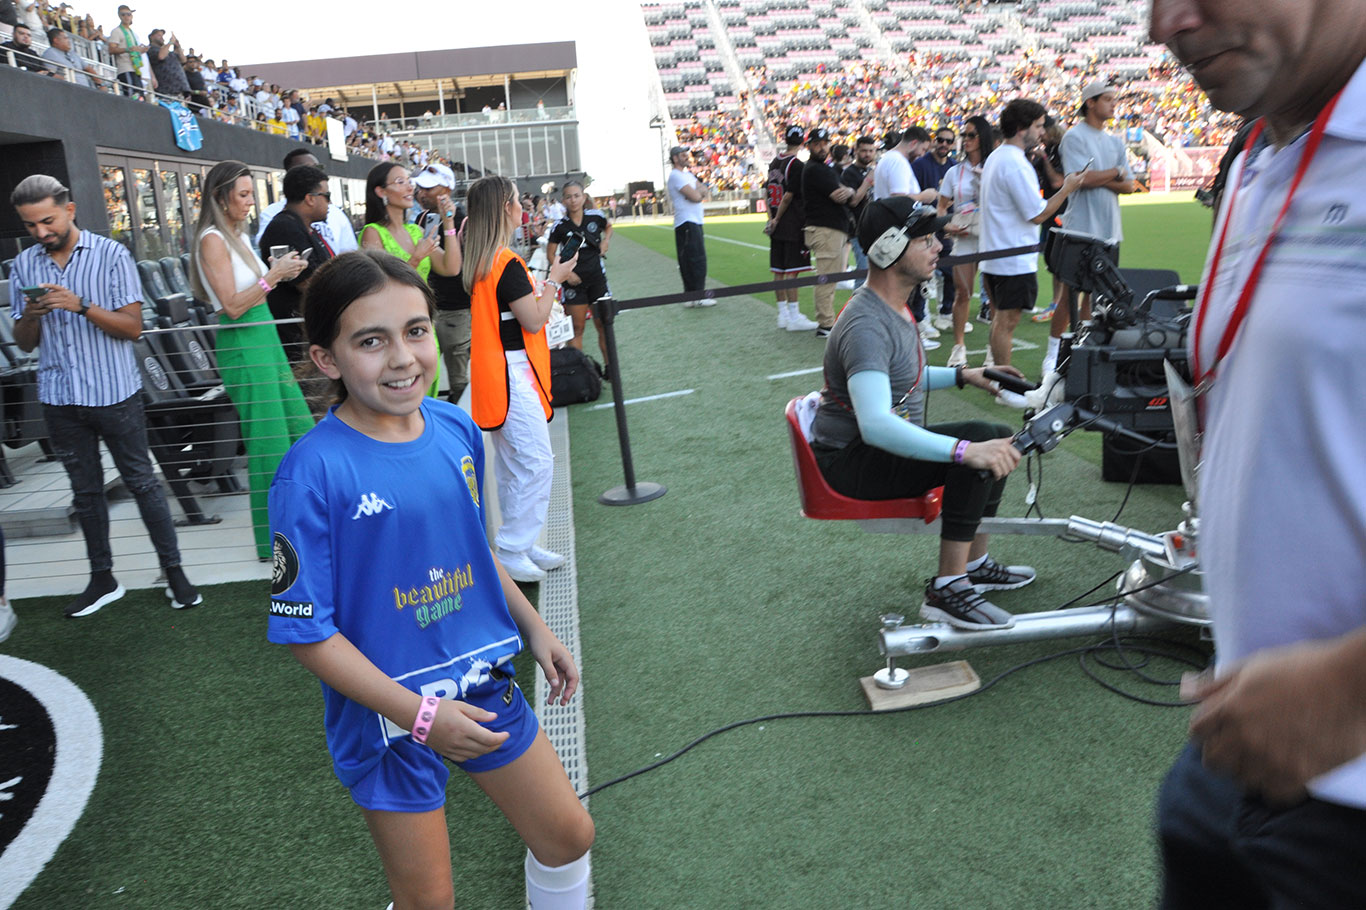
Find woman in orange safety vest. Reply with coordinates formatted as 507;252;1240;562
463;175;579;584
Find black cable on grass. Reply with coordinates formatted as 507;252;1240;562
579;565;1209;800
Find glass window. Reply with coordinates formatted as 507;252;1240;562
132;168;166;259
184;171;202;226
102;165;132;252
160;169;185;254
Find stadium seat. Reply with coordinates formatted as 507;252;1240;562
785;397;943;523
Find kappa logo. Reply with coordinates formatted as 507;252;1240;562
352;492;394;520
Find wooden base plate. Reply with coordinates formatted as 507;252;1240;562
859;660;981;711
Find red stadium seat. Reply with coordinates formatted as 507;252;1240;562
785;397;943;523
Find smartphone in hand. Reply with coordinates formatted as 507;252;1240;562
21;286;50;303
558;233;584;263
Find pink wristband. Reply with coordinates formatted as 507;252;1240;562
257;277;273;294
444;229;457;237
411;695;441;744
952;439;970;464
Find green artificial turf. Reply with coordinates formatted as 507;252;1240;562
2;196;1214;909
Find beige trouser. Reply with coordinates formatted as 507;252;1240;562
804;225;849;328
435;308;471;401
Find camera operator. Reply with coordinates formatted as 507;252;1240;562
1148;0;1366;905
810;198;1035;631
545;180;613;369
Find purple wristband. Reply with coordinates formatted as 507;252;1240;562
411;695;441;745
952;439;970;464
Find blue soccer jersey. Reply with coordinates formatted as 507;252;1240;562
267;399;523;788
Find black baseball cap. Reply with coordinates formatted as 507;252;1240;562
783;125;805;145
880;130;903;150
807;127;831;143
668;145;691;159
857;198;950;260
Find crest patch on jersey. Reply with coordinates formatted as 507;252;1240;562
461;455;479;507
271;532;300;596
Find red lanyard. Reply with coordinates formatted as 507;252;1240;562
1191;90;1343;390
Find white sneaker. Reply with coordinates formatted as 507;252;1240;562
1026;371;1066;410
528;545;566;571
920;320;941;339
963;321;973;333
697;299;717;307
946;344;967;368
496;549;547;583
0;598;14;643
983;350;996;369
995;389;1029;409
922;337;941;351
681;301;698;309
932;314;953;332
786;308;819;331
776;304;789;330
836;279;855;289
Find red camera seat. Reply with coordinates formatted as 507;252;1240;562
785;397;943;523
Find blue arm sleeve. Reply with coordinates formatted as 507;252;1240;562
926;365;958;392
847;370;957;462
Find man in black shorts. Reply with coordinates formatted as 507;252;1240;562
810;198;1036;629
546;180;613;368
763;126;818;331
978;99;1083;400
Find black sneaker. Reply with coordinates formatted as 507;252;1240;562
920;576;1015;630
66;572;125;618
815;325;833;338
967;556;1036;592
164;566;203;609
977;302;992;324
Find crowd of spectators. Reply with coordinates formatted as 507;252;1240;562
0;2;451;166
669;49;1242;196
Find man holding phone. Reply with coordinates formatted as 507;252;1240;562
8;174;200;617
1042;81;1138;376
256;164;333;360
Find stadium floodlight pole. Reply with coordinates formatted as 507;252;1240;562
594;296;667;506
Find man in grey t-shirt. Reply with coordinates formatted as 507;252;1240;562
1043;81;1138;374
810;197;1035;631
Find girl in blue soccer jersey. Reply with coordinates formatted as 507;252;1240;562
267;251;593;910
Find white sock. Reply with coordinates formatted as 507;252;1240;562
934;573;967;589
965;553;990;572
526;850;590;910
1046;336;1060;361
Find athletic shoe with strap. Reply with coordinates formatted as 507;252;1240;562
920;577;1015;630
967;555;1037;592
946;343;968;368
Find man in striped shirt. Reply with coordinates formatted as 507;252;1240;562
9;174;200;618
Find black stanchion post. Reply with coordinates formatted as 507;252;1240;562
593;297;666;506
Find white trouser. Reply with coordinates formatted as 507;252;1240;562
491;352;554;555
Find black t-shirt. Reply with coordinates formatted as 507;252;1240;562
417;207;470;311
841;162;872;222
802;158;854;235
0;1;19;27
768;154;804;242
258;208;332;318
495;257;535;351
2;40;49;73
546;210;610;281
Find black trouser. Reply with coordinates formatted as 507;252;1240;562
674;221;707;293
812;419;1011;542
44;395;182;574
1157;742;1366;909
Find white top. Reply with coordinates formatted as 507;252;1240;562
255;200;360;254
872;149;913;201
978;143;1044;275
196;226;265;312
938;161;981;212
1194;57;1366;808
667;168;704;226
1059;122;1131;244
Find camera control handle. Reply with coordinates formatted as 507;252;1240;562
983;368;1038;395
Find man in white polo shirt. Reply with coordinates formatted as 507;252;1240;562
1148;0;1366;905
978;98;1082;401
